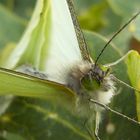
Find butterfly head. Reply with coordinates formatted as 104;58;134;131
81;64;111;91
67;61;112;94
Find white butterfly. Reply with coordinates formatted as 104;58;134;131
0;0;140;140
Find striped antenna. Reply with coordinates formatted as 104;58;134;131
67;0;92;62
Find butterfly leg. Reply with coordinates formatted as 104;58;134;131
84;113;101;140
89;98;140;126
104;50;132;67
94;112;101;140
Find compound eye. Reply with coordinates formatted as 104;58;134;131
81;73;100;91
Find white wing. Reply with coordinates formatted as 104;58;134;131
3;0;43;69
3;0;82;84
45;0;82;83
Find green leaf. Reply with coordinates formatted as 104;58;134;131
129;16;140;41
106;1;140;52
84;31;122;64
126;50;140;121
0;4;26;50
2;132;25;140
76;1;108;31
107;0;140;16
0;0;35;20
0;97;91;140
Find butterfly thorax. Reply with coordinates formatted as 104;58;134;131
67;61;116;112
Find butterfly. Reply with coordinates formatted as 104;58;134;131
0;0;140;140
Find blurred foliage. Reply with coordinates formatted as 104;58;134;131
126;51;140;121
0;4;25;50
74;0;140;53
0;0;35;19
0;0;140;140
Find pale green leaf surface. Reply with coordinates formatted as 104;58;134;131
0;4;26;50
77;1;108;31
0;0;35;19
126;50;140;121
0;97;90;140
107;0;140;16
2;132;25;140
74;0;96;13
129;16;140;41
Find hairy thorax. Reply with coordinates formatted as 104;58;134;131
66;61;116;114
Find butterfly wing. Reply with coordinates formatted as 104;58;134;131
45;0;91;83
2;0;91;84
0;67;74;99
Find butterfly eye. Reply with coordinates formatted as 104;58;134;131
81;72;100;91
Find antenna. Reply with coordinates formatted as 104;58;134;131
94;11;140;66
67;0;92;62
